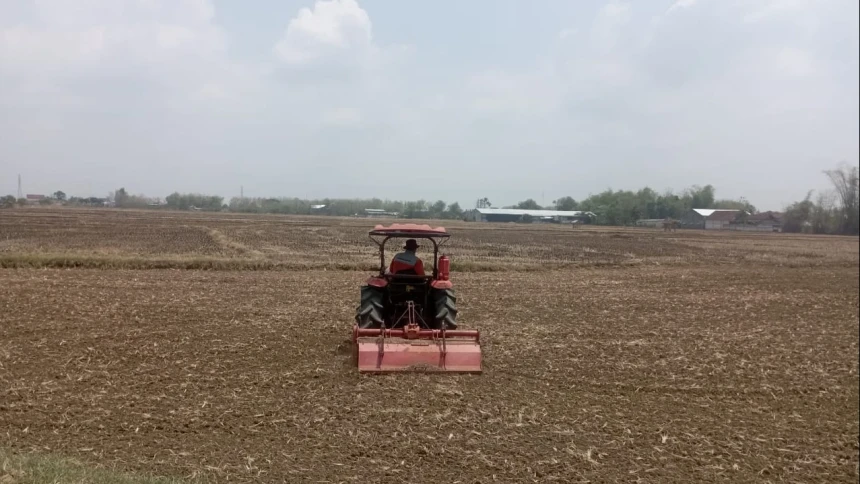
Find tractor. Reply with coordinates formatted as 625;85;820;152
351;224;482;373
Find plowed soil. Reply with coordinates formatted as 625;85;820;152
1;208;857;482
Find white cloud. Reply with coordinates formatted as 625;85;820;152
321;107;363;126
590;1;633;53
0;0;229;101
193;82;228;101
666;0;698;14
0;25;106;68
467;69;561;117
774;47;814;77
273;0;374;67
743;0;810;23
600;1;631;19
469;2;645;120
558;28;577;40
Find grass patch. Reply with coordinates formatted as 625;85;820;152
0;253;282;271
0;253;383;272
0;449;188;484
0;253;652;272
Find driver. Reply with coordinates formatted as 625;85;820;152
389;239;425;275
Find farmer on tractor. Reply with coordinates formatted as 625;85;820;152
388;239;425;275
352;223;480;373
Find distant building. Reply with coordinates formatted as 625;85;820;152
364;208;399;218
635;218;666;228
25;194;46;205
680;209;742;229
733;211;784;232
704;210;743;230
679;208;786;231
472;208;594;224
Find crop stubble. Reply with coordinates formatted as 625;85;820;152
0;209;858;482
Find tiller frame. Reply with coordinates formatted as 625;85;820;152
352;301;482;373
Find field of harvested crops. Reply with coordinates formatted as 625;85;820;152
1;208;858;483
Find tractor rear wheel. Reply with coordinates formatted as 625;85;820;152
356;286;385;329
432;288;458;330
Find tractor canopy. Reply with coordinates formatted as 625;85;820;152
368;224;450;277
369;223;450;238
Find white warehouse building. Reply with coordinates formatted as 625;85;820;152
472;208;594;223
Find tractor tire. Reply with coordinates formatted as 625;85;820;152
432;288;458;330
355;285;385;329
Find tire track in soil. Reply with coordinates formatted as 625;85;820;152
206;227;264;259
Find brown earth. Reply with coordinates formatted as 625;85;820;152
0;208;858;482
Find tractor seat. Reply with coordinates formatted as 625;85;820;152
387;275;430;289
385;269;430;281
386;275;429;302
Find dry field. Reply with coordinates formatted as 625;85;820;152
1;208;858;483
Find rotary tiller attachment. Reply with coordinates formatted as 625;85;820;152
352;324;482;373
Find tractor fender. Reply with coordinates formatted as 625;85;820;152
430;280;453;290
366;276;388;288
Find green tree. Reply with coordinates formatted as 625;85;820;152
0;195;16;208
114;188;128;207
429;200;447;219
714;198;756;213
261;198;282;213
166;192;225;211
824;164;859;235
578;189;643;225
165;192;183;209
444;202;463;219
52;191;66;202
653;192;684;219
516;199;542;210
684;184;716;209
554;196;578;211
16;198;26;207
229;197;261;213
402;200;428;218
811;191;839;234
783;191;814;233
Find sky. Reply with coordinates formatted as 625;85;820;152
1;0;858;209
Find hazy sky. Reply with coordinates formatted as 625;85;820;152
1;0;858;209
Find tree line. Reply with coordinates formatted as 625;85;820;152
502;184;756;226
2;184;744;224
227;196;465;219
0;190;70;208
782;165;859;235
3;164;856;234
493;165;858;234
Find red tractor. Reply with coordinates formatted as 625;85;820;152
351;224;482;373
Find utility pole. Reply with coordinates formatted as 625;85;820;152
17;174;23;199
